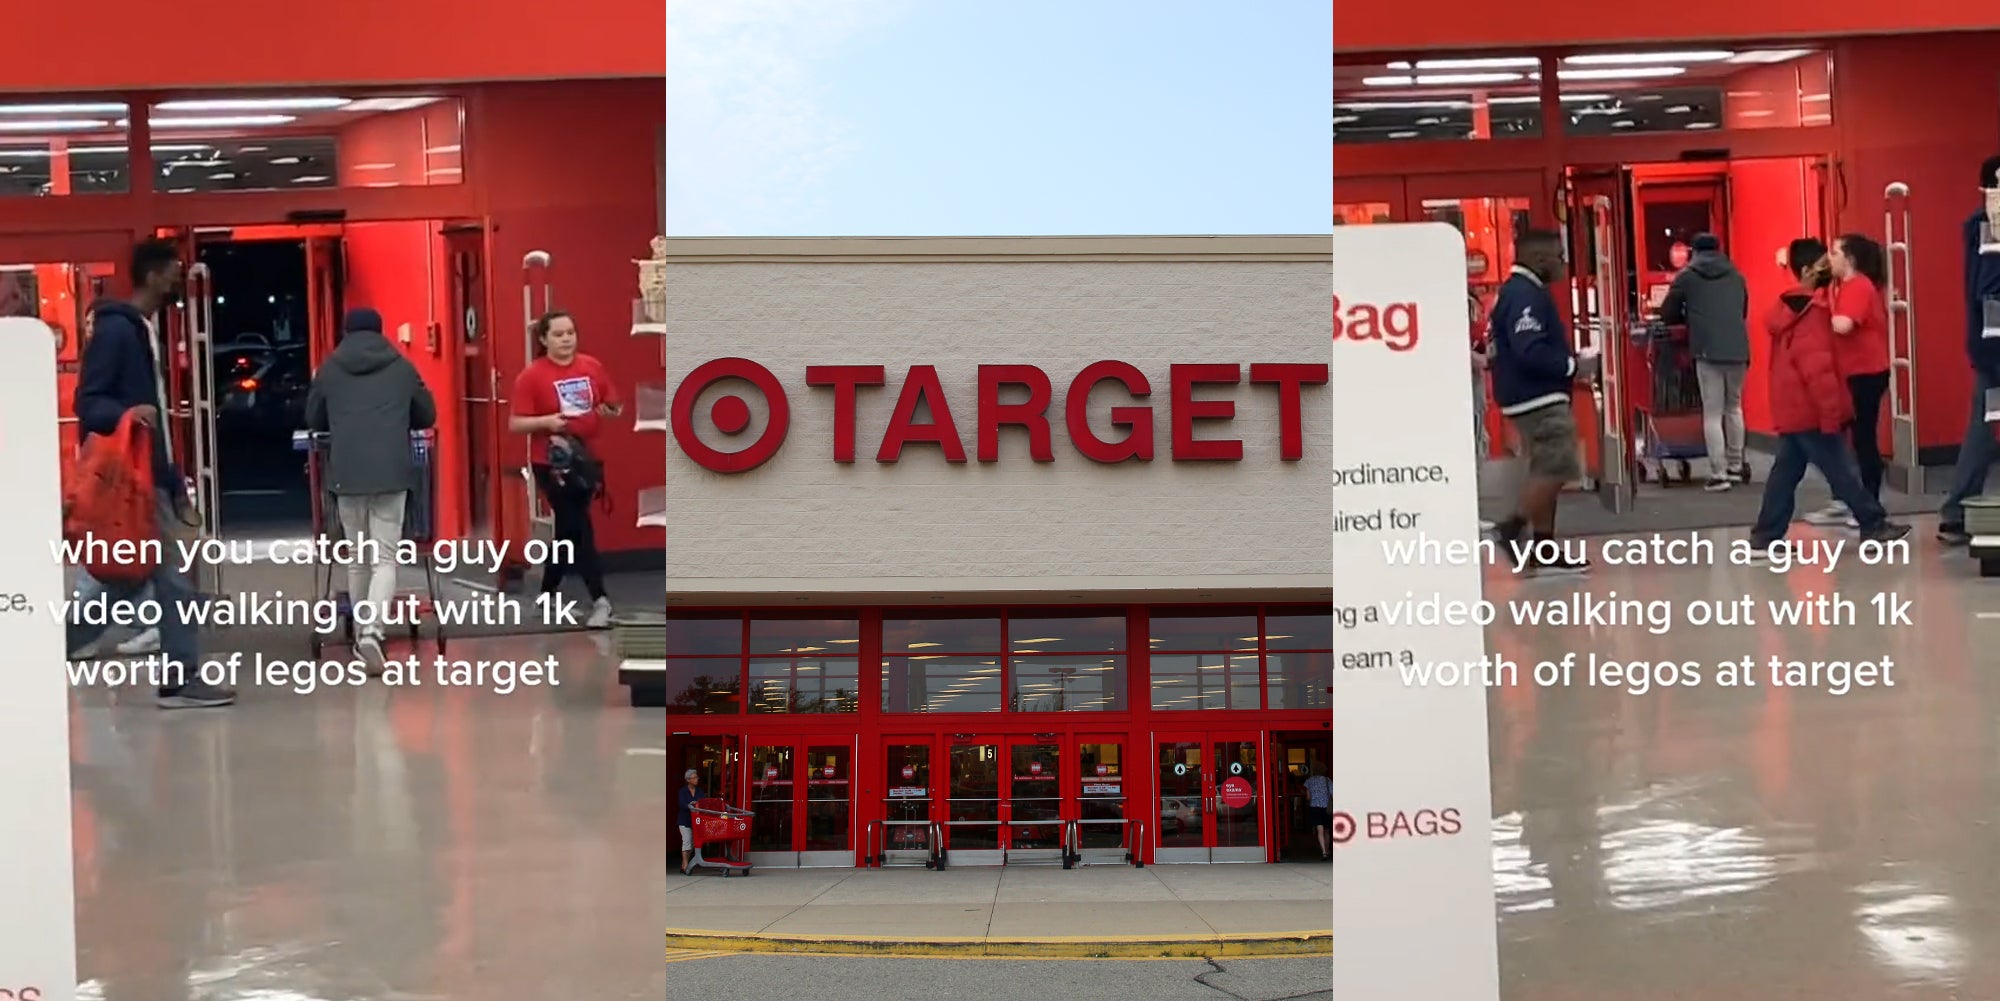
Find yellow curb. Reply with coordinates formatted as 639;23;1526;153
665;929;1331;959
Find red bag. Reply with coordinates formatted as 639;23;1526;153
62;412;159;586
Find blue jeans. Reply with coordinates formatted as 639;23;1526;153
1752;431;1889;543
65;491;201;690
1942;366;2000;526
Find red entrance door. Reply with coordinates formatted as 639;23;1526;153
1154;731;1267;863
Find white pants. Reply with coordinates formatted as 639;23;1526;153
337;491;408;641
680;825;694;851
1696;360;1748;475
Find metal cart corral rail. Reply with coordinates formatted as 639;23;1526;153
299;429;447;658
1064;819;1146;868
864;819;941;869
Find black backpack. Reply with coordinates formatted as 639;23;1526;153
548;434;605;500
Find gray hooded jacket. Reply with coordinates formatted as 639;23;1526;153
305;330;438;495
1660;251;1751;364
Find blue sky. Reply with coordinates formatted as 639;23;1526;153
665;0;1331;236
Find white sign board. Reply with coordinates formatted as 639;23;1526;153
1332;225;1499;1000
0;318;77;998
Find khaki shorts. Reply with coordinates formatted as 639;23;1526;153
1509;402;1583;482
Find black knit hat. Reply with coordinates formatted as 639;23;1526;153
343;307;383;333
1692;233;1721;253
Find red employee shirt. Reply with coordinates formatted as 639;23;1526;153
1830;275;1891;377
511;353;621;464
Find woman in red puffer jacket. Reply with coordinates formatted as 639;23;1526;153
1748;238;1910;549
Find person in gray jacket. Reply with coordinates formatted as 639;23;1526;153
1660;233;1753;490
306;307;438;671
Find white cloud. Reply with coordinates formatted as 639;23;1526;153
666;0;909;235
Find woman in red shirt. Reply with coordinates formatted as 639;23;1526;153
1806;233;1893;527
510;310;622;628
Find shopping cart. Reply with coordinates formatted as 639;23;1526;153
686;798;755;877
1632;322;1710;485
299;429;448;658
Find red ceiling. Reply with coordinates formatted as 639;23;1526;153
1335;4;2000;53
4;0;663;92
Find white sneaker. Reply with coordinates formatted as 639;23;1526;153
116;627;160;656
1803;503;1850;526
586;597;613;630
356;635;386;676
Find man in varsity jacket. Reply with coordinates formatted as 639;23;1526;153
1486;229;1596;576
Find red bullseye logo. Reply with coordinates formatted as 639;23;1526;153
672;357;791;472
1329;811;1356;844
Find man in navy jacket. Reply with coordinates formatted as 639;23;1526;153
1939;155;2000;545
68;238;234;708
1487;229;1597;575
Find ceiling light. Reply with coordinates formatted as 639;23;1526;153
340;97;442;113
1665;105;1694;114
1685;122;1718;130
269;156;301;165
1387;131;1420;139
1336;100;1473;111
209;172;236;180
1333;114;1359;124
64;144;213;154
1731;49;1813;64
1405;56;1539;70
1551;67;1688;81
1565;50;1733;65
1487;93;1612;104
157;97;349;111
424;144;461;154
0;103;126;115
0;119;108;132
1364;72;1522;86
139;115;298;128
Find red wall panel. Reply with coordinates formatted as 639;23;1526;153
1832;33;2000;451
1335;4;2000;54
4;0;662;92
475;79;665;556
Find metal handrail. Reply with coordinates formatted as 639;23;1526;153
865;818;941;869
1066;817;1146;868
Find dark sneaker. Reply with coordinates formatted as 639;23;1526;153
1490;517;1525;546
1528;554;1591;577
1860;521;1912;545
1939;522;1971;546
1704;476;1733;492
1732;464;1754;484
156;681;236;709
1744;539;1792;561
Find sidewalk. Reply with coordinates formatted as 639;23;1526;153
664;863;1331;958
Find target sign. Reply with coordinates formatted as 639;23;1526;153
1329;811;1357;844
672;357;791;472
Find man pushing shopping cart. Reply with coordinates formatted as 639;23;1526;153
678;769;754;877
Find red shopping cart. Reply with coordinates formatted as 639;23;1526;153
686;798;755;877
1631;322;1712;485
301;429;449;658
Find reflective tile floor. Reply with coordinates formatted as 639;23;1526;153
1489;518;2000;1000
66;631;667;1001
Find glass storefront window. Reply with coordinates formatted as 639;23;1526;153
1555;48;1832;135
747;656;859;714
1152;653;1261;711
662;657;741;715
1335;55;1544;144
1264;614;1334;651
144;94;464;193
1149;613;1258;652
750;617;860;655
667;616;741;656
883;616;1000;653
1010;655;1126;712
1335;202;1394;226
1009;615;1124;654
0;100;133;196
883;655;1003;714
